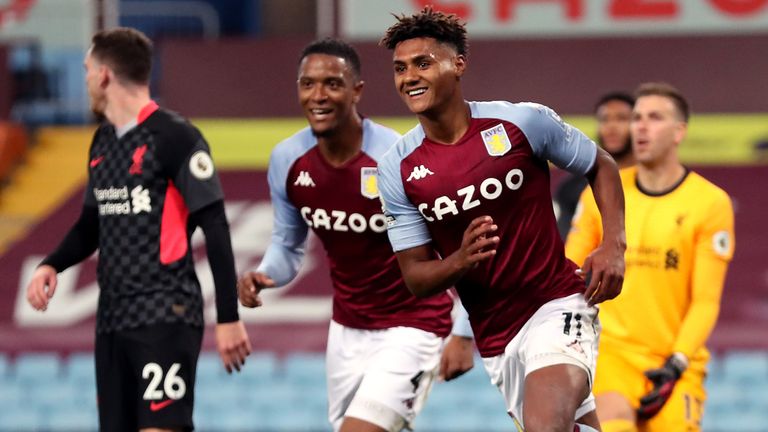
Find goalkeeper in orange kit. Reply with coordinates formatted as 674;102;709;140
566;82;734;432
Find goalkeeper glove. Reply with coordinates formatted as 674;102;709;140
637;352;688;420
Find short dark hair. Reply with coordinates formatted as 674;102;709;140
635;82;690;122
594;91;635;114
91;27;152;84
380;6;468;56
299;38;362;81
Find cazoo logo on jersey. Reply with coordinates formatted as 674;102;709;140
94;185;152;215
300;207;387;233
417;168;524;222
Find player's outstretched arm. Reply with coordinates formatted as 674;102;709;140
237;271;275;308
395;216;498;298
26;265;58;312
582;147;626;305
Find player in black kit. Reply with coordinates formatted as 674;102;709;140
25;28;250;432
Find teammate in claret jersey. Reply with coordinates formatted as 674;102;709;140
377;8;627;432
238;38;474;432
566;82;735;432
25;27;251;432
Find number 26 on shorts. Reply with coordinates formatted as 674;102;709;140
142;362;187;400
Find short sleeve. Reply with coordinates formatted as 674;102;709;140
377;146;433;252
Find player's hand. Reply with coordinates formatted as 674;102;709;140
453;216;499;271
26;265;58;312
237;271;274;308
439;335;474;381
637;354;687;420
215;320;251;374
578;240;625;306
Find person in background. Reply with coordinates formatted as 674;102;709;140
566;82;735;432
555;92;635;239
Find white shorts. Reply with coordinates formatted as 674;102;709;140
326;320;444;432
481;293;600;428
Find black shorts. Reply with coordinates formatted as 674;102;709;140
95;323;203;432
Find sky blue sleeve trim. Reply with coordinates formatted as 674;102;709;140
451;301;474;338
377;133;433;252
255;132;312;286
473;101;597;175
361;119;402;162
255;241;305;287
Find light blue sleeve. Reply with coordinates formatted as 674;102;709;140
255;135;311;287
473;101;597;175
451;300;473;338
377;131;434;252
361;118;402;162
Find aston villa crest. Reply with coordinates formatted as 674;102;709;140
481;123;512;156
360;167;379;199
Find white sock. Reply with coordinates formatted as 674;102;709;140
575;424;600;432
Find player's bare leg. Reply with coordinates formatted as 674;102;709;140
340;416;389;432
523;364;591;432
595;392;637;432
576;410;602;430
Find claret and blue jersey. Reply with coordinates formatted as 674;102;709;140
258;118;453;336
378;101;598;356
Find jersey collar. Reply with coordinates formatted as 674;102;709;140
138;100;159;124
635;167;690;197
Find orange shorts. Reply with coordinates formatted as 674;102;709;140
594;346;706;432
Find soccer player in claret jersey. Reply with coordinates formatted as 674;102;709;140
25;28;251;432
566;82;735;432
377;8;627;432
237;38;473;432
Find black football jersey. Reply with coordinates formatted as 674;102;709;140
84;102;224;333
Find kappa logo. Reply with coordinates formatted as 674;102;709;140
360;167;378;199
481;124;512;156
294;171;316;187
406;164;434;182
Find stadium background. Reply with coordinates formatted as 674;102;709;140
0;0;766;430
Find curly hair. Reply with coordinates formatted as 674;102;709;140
380;6;468;56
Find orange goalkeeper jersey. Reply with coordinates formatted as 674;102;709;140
566;166;734;368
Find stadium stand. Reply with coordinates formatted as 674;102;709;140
0;122;27;185
0;126;90;254
1;2;766;432
0;351;766;431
